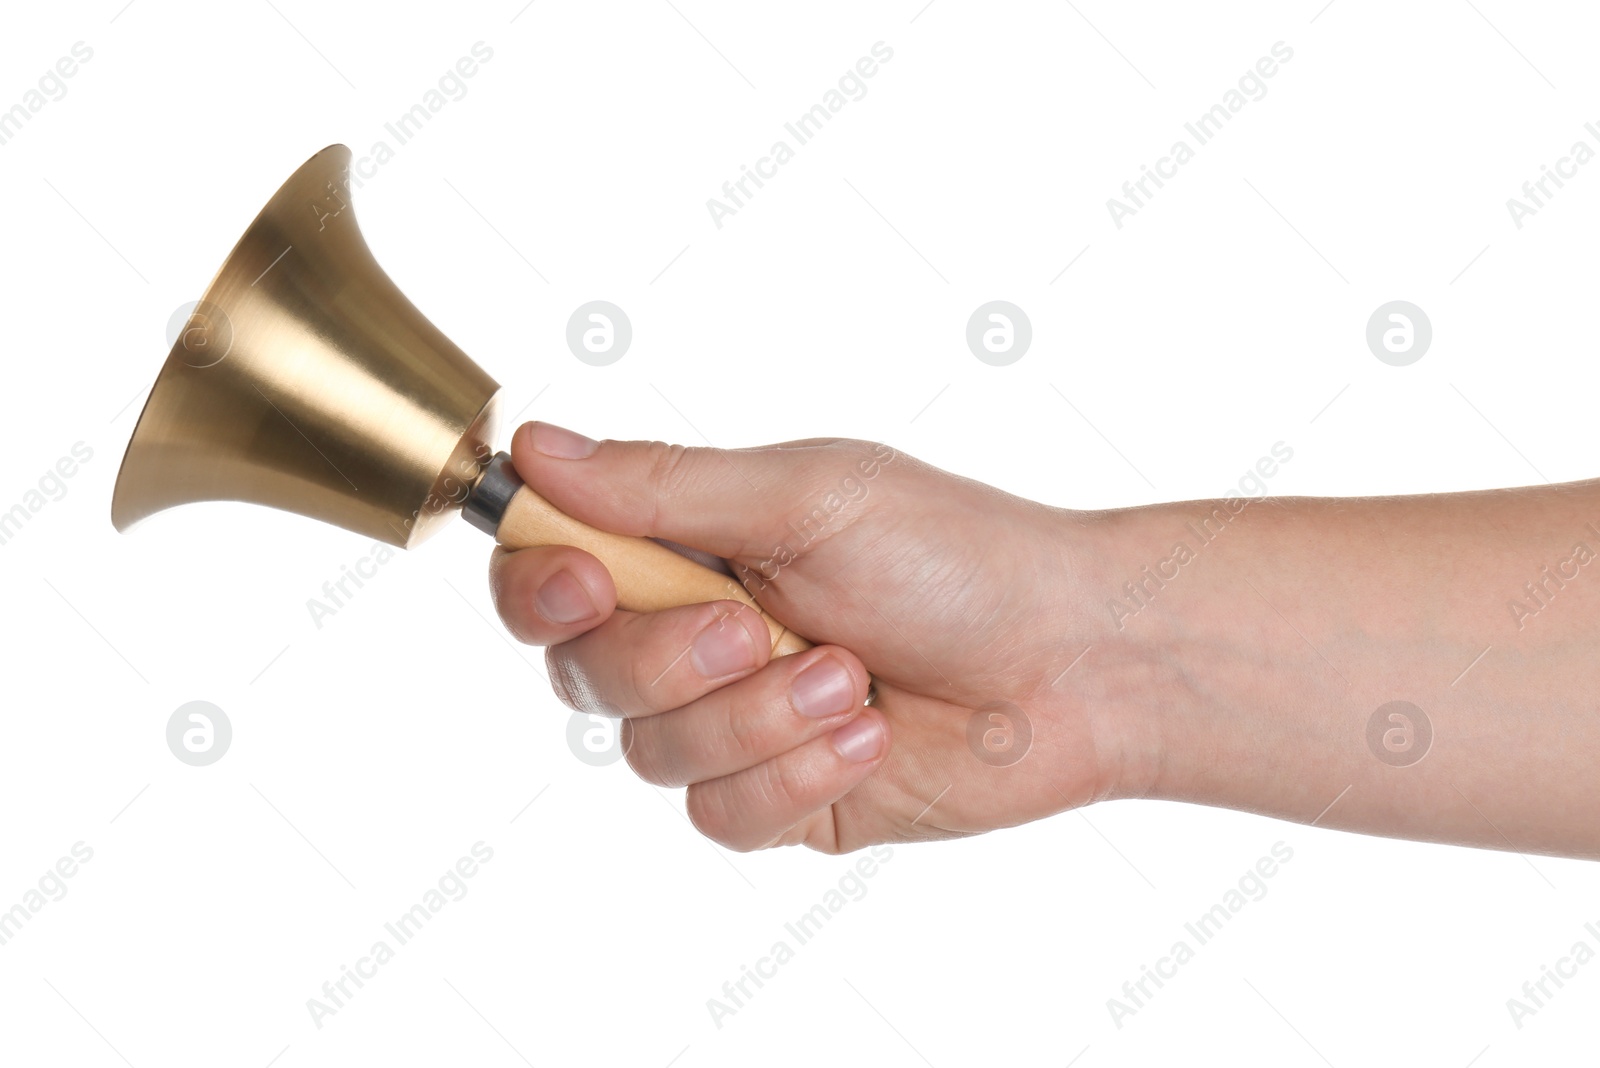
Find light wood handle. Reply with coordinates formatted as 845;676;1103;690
496;484;812;657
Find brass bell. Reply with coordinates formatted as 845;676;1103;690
113;144;809;656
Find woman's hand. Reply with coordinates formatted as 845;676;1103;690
489;421;1140;854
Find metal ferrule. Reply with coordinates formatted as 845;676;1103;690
463;451;524;536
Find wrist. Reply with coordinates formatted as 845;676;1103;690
1018;503;1187;807
1047;500;1267;808
1071;493;1375;818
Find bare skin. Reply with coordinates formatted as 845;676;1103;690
489;421;1600;860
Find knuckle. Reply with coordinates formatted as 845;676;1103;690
625;604;732;716
545;646;619;716
759;755;812;816
722;699;770;766
550;615;671;720
806;838;847;856
623;723;681;787
544;648;585;712
488;561;536;642
832;437;893;469
835;439;901;495
685;784;736;848
644;439;697;499
624;630;675;716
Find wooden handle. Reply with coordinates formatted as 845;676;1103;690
496;484;811;657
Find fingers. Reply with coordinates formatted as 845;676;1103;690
621;647;870;786
543;599;775;719
604;637;887;853
488;455;895;852
508;421;897;559
488;543;617;646
686;707;890;852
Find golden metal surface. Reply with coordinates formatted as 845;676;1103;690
112;144;501;548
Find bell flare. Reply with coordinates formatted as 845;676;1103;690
112;144;501;549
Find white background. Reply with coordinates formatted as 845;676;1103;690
3;1;1599;1065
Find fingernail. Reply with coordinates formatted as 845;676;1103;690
690;616;758;678
529;421;598;459
831;716;884;763
790;657;854;718
534;569;598;624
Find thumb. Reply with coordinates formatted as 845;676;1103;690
508;421;896;561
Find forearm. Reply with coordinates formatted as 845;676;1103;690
1089;480;1600;860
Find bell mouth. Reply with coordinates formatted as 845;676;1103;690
113;144;353;533
111;144;502;549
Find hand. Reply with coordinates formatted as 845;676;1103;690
489;421;1140;854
